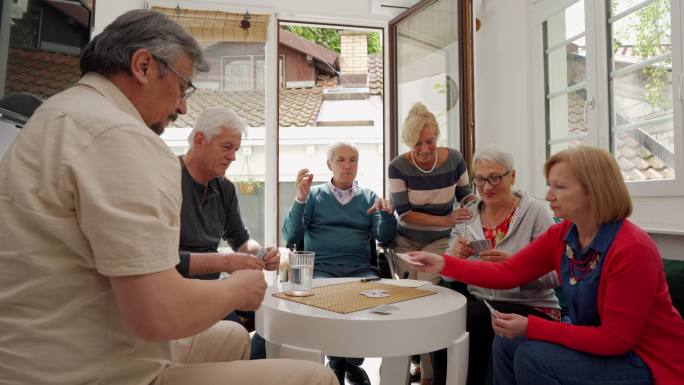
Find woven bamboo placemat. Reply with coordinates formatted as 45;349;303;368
273;281;436;314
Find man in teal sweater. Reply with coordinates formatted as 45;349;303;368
282;142;397;385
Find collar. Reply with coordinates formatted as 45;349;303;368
327;179;357;197
564;220;623;254
77;73;147;126
180;156;221;200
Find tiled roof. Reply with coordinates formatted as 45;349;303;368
173;88;323;128
175;53;383;129
5;48;81;98
368;53;383;95
566;92;673;181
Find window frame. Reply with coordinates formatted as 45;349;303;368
388;0;475;171
532;0;684;199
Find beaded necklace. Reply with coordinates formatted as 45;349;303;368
565;245;600;285
410;150;438;174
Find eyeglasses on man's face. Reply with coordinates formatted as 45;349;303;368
472;170;511;187
155;57;196;101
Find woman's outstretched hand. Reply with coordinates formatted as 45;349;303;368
406;251;445;273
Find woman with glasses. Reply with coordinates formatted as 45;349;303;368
431;146;560;385
388;102;476;385
410;146;684;385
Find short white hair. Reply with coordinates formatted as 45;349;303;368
187;107;247;148
326;141;359;163
473;145;515;171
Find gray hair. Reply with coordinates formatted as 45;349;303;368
188;107;248;148
327;142;359;163
401;102;440;147
473;145;515;171
80;10;209;76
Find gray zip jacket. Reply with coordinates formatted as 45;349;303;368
447;190;560;309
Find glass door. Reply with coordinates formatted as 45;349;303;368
389;0;474;164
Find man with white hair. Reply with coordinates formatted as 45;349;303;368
178;107;280;347
178;107;279;280
282;142;397;385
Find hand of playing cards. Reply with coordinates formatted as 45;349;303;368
469;239;492;255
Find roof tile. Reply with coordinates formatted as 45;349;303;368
5;47;81;98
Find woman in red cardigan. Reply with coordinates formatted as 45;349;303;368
409;146;684;385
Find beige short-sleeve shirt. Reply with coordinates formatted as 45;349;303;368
0;73;181;385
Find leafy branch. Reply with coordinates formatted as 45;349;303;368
612;0;671;109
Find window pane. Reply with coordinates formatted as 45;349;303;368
614;129;675;181
546;0;585;48
549;138;587;156
609;0;674;181
544;1;586;157
548;90;588;143
2;1;89;99
546;36;587;94
395;0;460;153
611;1;671;71
611;0;660;17
163;42;267;245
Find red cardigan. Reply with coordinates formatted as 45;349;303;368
442;220;684;385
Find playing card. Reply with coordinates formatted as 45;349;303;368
469;239;492;254
360;289;390;298
482;298;499;318
370;304;399;314
395;253;423;266
256;248;267;262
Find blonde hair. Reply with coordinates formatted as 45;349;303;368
544;146;632;223
401;102;440;147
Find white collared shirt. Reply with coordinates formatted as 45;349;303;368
328;179;357;205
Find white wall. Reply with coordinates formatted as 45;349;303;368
474;0;536;192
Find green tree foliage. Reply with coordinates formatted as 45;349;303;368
612;0;671;109
283;26;382;54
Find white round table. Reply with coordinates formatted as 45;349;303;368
256;278;469;385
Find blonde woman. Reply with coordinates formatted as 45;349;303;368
388;102;476;282
388;102;476;384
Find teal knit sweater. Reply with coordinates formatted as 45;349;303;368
282;184;397;267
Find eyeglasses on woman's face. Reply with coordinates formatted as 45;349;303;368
472;170;511;187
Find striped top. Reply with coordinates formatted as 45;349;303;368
388;148;472;244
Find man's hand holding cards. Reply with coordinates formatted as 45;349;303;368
256;247;280;271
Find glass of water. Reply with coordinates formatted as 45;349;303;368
287;251;315;295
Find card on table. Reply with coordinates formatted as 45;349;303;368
370;304;399;314
360;289;390;298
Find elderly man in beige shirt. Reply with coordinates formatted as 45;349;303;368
0;9;336;385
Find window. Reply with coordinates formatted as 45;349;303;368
221;55;265;91
535;0;683;196
608;0;674;181
543;1;589;157
1;0;91;99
